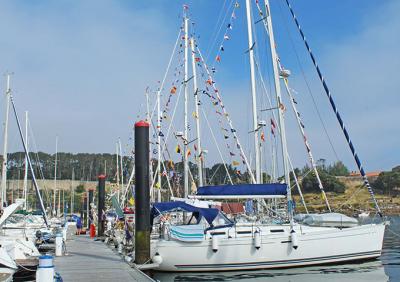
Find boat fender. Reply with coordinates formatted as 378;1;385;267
55;232;63;256
291;230;298;250
254;230;261;250
152;253;163;264
212;235;219;253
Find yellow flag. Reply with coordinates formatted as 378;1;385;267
128;197;135;205
232;160;240;166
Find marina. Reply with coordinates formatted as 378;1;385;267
0;0;399;281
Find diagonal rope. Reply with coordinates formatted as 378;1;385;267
284;0;382;216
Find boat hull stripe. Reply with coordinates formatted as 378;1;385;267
174;250;381;269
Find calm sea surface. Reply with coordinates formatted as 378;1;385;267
153;216;400;282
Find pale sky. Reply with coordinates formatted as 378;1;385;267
0;0;398;173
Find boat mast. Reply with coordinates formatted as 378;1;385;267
245;0;261;184
116;142;120;202
183;12;189;198
54;136;59;216
190;37;203;188
145;89;154;202
264;0;292;213
1;74;11;207
71;167;75;215
23;111;29;209
157;75;162;202
119;138;125;204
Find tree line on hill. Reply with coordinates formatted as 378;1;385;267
1;152;398;196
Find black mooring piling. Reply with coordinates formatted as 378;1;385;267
97;174;106;237
134;120;151;265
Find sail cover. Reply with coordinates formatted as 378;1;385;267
196;184;287;197
151;201;219;225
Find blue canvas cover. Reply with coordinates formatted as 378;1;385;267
197;183;287;196
151;201;219;225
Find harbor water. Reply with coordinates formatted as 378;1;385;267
153;216;400;281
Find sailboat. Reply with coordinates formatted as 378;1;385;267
141;1;386;272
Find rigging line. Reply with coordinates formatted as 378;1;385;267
196;45;256;184
9;95;48;226
275;0;340;162
205;0;229;59
205;0;235;64
150;84;183;191
149;118;173;197
150;28;183;122
254;4;330;210
287;155;309;214
201;108;234;185
27;120;50;202
284;0;382;216
210;1;241;70
282;75;331;211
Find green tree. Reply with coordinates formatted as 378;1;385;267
327;161;349;176
373;166;400;195
302;168;345;193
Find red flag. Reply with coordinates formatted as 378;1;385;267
216;55;221;62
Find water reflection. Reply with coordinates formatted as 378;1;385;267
153;260;387;281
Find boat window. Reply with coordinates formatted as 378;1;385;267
270;229;284;233
210;231;226;235
211;212;233;227
237;230;252;234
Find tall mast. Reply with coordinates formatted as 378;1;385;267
245;0;261;184
264;0;291;212
71;167;75;215
119;138;124;192
156;78;162;202
54;136;59;216
190;37;203;188
1;74;11;207
116;142;120;202
183;12;189;198
145;89;154;202
23;111;29;209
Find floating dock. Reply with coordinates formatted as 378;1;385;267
54;235;154;282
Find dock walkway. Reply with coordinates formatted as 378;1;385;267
54;235;154;282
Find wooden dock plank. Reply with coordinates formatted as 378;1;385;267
54;236;153;282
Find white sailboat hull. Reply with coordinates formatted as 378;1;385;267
152;223;385;272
